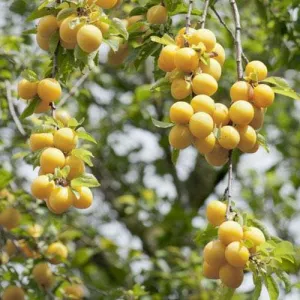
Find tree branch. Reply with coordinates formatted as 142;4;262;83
50;44;60;118
185;0;194;35
199;0;210;29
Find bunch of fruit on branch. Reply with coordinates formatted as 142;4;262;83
203;200;266;289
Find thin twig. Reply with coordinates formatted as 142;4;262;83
199;0;210;29
225;150;233;218
211;6;249;64
185;0;194;35
50;45;60;117
5;80;26;136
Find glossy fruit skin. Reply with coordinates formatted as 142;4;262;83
171;78;192;100
212;43;225;66
169;125;193;149
0;208;21;230
55;110;71;126
189;112;214;139
108;43;128;65
205;143;229;167
91;0;118;9
225;241;250;267
146;5;168;25
37;78;62;103
199;59;222;81
249;106;264;130
48;187;75;214
243;227;265;252
203;240;226;267
206;200;227;226
64;285;84;300
65;155;85;180
36;34;50;51
29;133;54;151
18;79;38;100
40;147;66;174
47;242;68;264
213;103;230;126
194;133;216;155
60;16;83;44
32;262;54;288
169;102;194;124
2;286;25;300
31;175;55;200
60;39;77;49
53;128;78;153
219;264;244;289
245;60;268;81
158;45;179;72
253;84;275;108
236;125;257;152
230;81;253;102
73;186;93;209
229;100;254;125
218;126;240;150
218;221;243;245
27;224;43;238
174;48;199;73
37;15;58;38
193;28;216;52
190;95;215;116
203;261;220;279
192;73;218;96
35;100;50;114
77;25;102;53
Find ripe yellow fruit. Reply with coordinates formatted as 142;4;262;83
47;242;68;264
213;103;230;126
243;227;265;253
48;187;75;214
27;224;43;238
146;5;168;25
171;78;192;100
236;125;257;152
203;240;226;267
36;34;50;51
225;241;250;267
169;125;193;149
249;106;264;130
77;25;102;53
158;45;179;72
0;208;21;230
5;240;17;257
34;100;50;114
174;48;199;73
53;128;78;153
194;133;216;155
169;102;194;124
189;112;214;139
90;0;118;9
18;79;38;100
175;27;196;48
73;186;93;209
108;43;128;66
60;16;83;44
19;240;39;258
29;133;54;151
212;43;225;66
203;261;220;279
2;286;25;300
94;20;110;36
205;144;229;167
31;175;55;200
40;147;66;174
63;284;84;300
229;100;254;125
230;81;253;102
37;78;62;104
199;59;222;81
246;142;260;153
192;73;218;96
193;28;216;52
60;39;77;50
37;15;58;38
190;95;215;116
206;200;227;226
218;221;243;245
127;15;143;27
219;264;244;289
65;155;85;180
32;262;54;288
55;110;71;126
245;60;268;81
218;126;240;150
253;84;275;108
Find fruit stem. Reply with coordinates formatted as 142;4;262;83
199;0;210;29
185;0;194;36
225;150;233;219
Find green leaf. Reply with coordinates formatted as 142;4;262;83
257;133;270;153
49;31;60;55
76;129;97;144
71;173;100;188
151;77;170;92
24;148;44;168
150;34;176;46
31;124;55;133
216;285;235;300
38;0;55;10
21;69;39;82
67;117;85;128
272;87;300;100
247;218;271;240
172;148;180;165
151;118;174;128
26;7;57;21
102;38;119;52
72;248;95;267
56;7;75;21
252;274;263;300
276;271;291;293
129;7;148;16
54;166;70;179
194;224;218;246
0;169;13;189
22;28;37;35
110;18;129;40
264;275;279;300
20;98;41;120
71;148;94;167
